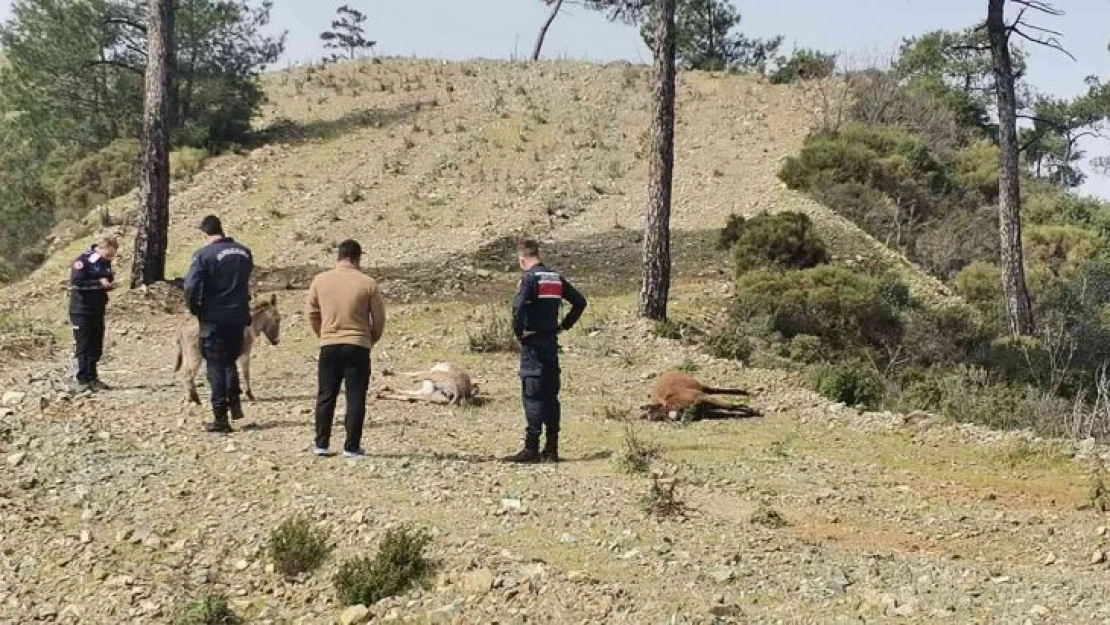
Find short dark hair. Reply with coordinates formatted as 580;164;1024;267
517;238;540;258
199;215;224;236
337;239;362;261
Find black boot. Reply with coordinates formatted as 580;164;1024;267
230;403;245;421
205;407;233;433
503;433;540;464
541;434;559;463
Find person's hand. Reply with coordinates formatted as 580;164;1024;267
100;278;116;291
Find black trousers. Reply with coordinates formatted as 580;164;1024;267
315;344;371;452
71;313;105;385
520;337;561;450
201;322;245;420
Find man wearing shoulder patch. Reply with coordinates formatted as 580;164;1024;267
184;215;254;434
69;235;119;393
504;238;587;464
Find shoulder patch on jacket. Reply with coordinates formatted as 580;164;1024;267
536;272;564;299
73;260;84;270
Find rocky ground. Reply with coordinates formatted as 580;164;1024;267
3;274;1110;624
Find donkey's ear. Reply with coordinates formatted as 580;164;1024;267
270;293;277;306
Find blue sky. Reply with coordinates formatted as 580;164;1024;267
1;0;1108;196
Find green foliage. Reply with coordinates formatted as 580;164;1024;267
321;4;376;63
43;139;139;222
174;594;241;625
1023;225;1104;279
169;147;210;182
652;318;702;344
812;362;884;409
893;27;1027;135
769;48;836;84
717;213;745;250
333;525;433;607
724;212;829;275
706;327;753;362
732;266;902;350
616;422;659;474
786;334;827;364
267;515;331;579
952;139;999;201
642;475;685;518
897;366;1037;430
638;0;782;72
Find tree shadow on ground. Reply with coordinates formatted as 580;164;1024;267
247;100;437;148
250;227;730;303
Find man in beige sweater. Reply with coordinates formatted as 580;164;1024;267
306;239;386;458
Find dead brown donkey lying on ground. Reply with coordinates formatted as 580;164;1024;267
174;294;282;404
642;371;760;421
376;362;480;406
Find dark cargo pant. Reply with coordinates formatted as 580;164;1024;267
201;322;246;423
315;344;372;453
520;336;561;452
71;313;105;385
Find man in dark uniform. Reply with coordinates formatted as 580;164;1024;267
504;238;587;464
184;215;254;434
69;236;119;393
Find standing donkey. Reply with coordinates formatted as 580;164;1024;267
174;294;282;404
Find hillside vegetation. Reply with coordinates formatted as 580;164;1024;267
3;59;1110;624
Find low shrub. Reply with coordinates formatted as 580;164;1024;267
726;212;829;275
467;309;518;353
616;423;659;474
705;327;753;362
268;515;331;579
334;525;433;607
653;318;702;344
732;266;903;350
174;594;240;625
170;147;210;182
812;361;885;409
770;49;836;84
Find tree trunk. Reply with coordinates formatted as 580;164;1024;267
531;0;565;62
131;0;174;288
987;0;1034;335
639;0;676;321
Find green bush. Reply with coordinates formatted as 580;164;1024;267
732;266;902;350
174;594;240;625
898;303;988;369
706;327;753;362
725;211;829;275
44;139;139;222
717;213;746;250
170;147;210;182
812;362;885;409
653;318;702;344
786;334;827;363
334;525;433;607
1024;224;1104;279
896;366;1040;431
267;515;331;579
952;139;1000;201
770;49;836;84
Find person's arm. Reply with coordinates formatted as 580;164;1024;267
368;283;386;346
560;277;587;332
306;279;322;338
183;252;205;317
70;256;96;291
99;261;116;291
511;273;535;340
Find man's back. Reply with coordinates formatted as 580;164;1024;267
185;237;253;328
307;266;386;349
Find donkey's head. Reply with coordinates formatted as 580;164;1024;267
251;293;281;346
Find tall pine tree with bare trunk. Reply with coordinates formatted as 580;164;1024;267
639;0;676;321
131;0;174;288
986;0;1072;335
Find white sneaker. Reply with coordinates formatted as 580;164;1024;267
312;446;328;457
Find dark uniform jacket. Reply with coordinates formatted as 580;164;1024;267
69;247;114;316
512;263;587;375
184;237;254;328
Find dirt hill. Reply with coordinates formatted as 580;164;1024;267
1;60;1108;624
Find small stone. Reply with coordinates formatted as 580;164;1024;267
458;568;494;594
559;533;578;544
500;498;521;511
339;604;370;625
2;391;26;407
224;443;237;453
1029;605;1050;618
710;566;734;584
6;452;26;467
1090;550;1106;565
1097;526;1108;537
80;530;91;544
1042;553;1056;566
350;510;366;524
234;559;250;571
